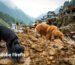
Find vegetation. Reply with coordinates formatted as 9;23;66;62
0;12;15;25
0;18;10;27
0;12;24;27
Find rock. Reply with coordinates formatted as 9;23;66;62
47;61;51;64
0;41;6;48
0;58;13;65
41;51;47;56
18;57;25;63
28;36;38;42
26;40;33;46
25;57;31;65
17;27;75;65
48;48;56;56
31;44;43;52
49;56;54;60
68;55;75;65
24;48;30;58
52;60;56;63
53;39;64;49
21;41;26;45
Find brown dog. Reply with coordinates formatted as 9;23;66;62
46;25;58;40
35;23;49;36
35;23;65;41
46;25;64;41
51;30;64;41
47;25;58;33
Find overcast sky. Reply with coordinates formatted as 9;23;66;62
0;0;70;18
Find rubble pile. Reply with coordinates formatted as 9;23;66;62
17;28;75;65
0;28;75;65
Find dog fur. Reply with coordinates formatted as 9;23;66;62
46;25;64;41
35;23;50;36
0;25;24;62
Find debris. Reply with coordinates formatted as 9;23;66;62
0;58;13;65
0;26;75;65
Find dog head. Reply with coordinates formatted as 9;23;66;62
10;39;24;62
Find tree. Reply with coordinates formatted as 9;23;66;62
16;21;20;26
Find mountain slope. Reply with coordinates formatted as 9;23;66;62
0;12;24;27
0;2;32;25
0;18;10;27
0;12;16;25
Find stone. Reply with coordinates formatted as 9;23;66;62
0;58;13;65
48;49;56;56
49;56;54;60
24;50;30;58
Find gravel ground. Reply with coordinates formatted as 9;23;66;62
0;28;75;65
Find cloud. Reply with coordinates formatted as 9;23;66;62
0;0;16;8
0;0;69;18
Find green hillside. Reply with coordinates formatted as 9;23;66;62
0;12;16;25
0;18;10;27
0;2;33;25
0;12;23;27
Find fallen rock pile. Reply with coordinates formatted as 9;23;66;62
0;28;75;65
17;28;75;65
